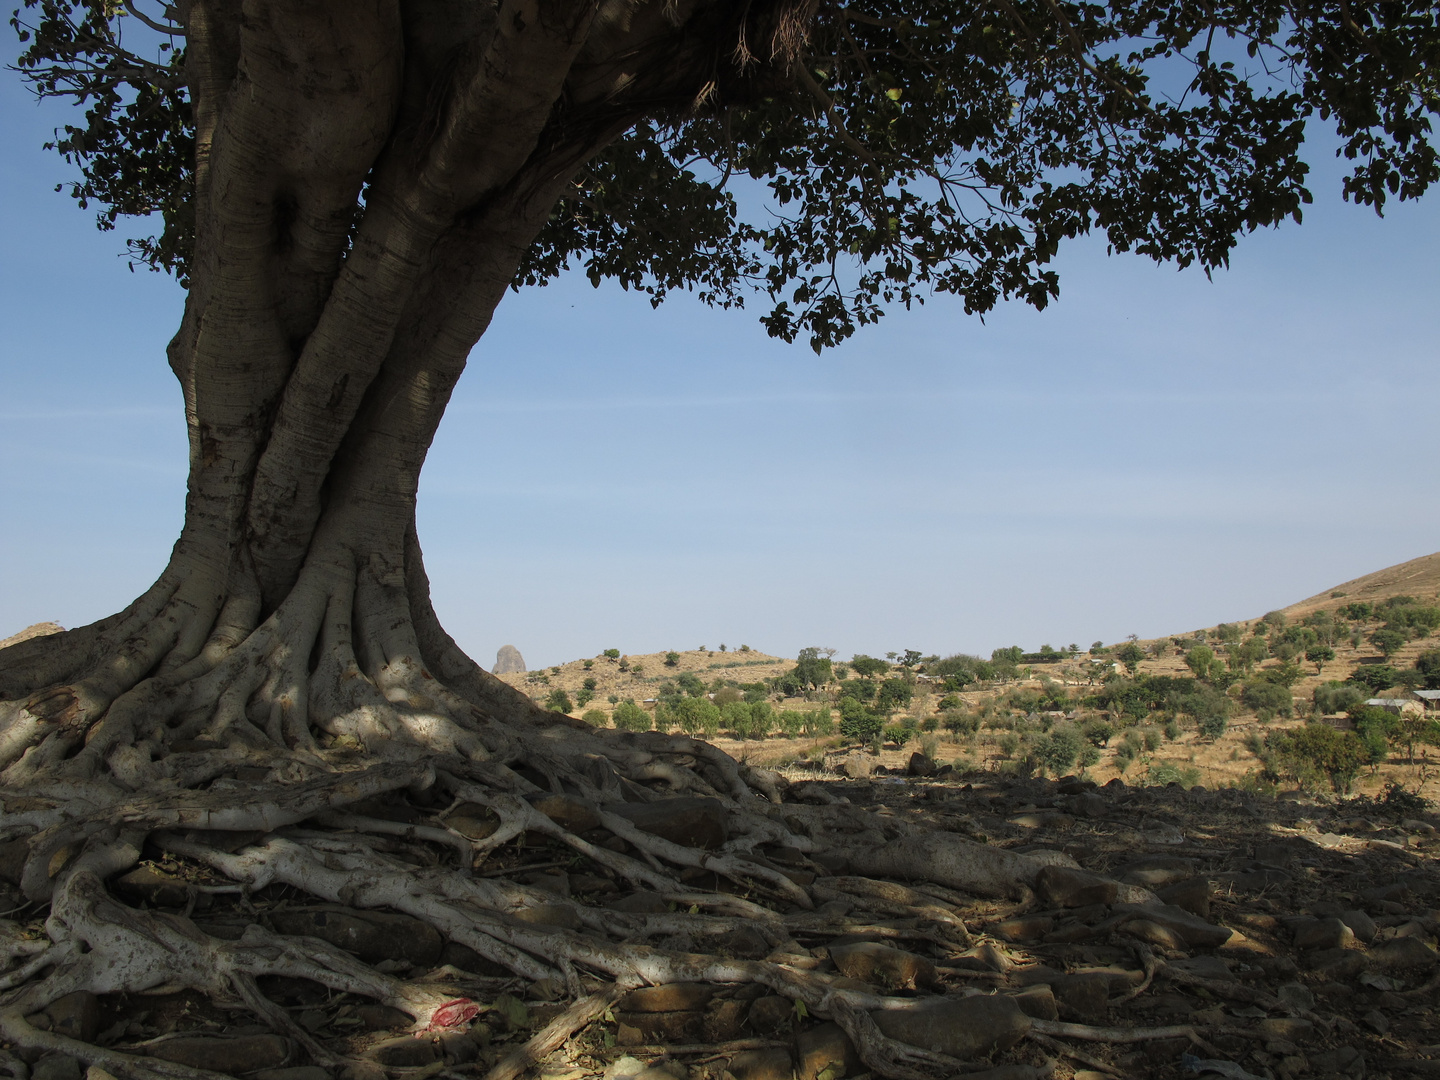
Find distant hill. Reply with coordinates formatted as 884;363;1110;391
1280;550;1440;619
0;622;64;652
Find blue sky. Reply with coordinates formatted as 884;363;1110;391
2;60;1437;671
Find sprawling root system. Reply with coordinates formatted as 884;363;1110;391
2;609;1436;1080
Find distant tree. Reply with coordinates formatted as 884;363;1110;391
685;698;722;738
776;709;804;737
713;686;744;707
612;701;652;733
750;701;775;738
583;677;598;691
1090;641;1105;652
1116;642;1145;674
1417;650;1440;689
875;679;914;715
792;647;834;689
1227;637;1269;675
677;672;707;698
850;655;890;680
1262;610;1287;629
1313;681;1366;716
1349;665;1400;693
722;700;755;737
581;709;608;727
801;708;835;738
664;651;681;667
545;688;574;714
1241;680;1293;719
1371;628;1407;658
719;644;727;652
1263;723;1367;794
1258;662;1305;688
1306;645;1336;674
583;660;594;671
603;649;621;660
1185;645;1218;681
899;649;923;668
942;711;980;737
838;698;883;744
1350;705;1400;764
1035;726;1083;776
1396;710;1440;765
576;688;594;707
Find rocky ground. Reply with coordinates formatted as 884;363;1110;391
2;771;1437;1080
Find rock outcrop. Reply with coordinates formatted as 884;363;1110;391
492;644;526;673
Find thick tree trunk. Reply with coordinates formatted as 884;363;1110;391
0;4;1196;1078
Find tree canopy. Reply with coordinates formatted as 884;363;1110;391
15;0;1440;351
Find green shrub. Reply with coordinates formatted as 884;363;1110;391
1034;725;1083;776
545;688;573;714
1416;649;1440;689
998;732;1020;758
1371;628;1406;657
1349;665;1399;692
652;702;675;733
582;677;598;691
575;688;594;707
1184;646;1219;681
869;679;915;714
751;700;775;737
581;708;608;726
722;700;755;737
1146;762;1201;788
664;651;681;667
936;694;962;712
777;709;806;737
1263;722;1368;794
675;697;721;737
612;700;651;732
882;722;912;746
1081;719;1114;747
943;710;980;737
1241;680;1293;718
583;660;594;670
1314;681;1366;715
837;698;882;743
802;708;834;737
603;649;620;659
1163;718;1181;741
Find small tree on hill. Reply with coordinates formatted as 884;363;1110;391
1185;645;1219;682
1372;628;1407;658
849;655;890;680
1116;642;1145;674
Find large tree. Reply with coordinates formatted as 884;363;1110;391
2;1;1437;1077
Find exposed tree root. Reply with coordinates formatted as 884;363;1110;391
0;576;1252;1080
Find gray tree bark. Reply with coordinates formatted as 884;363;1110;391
0;5;1155;1077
